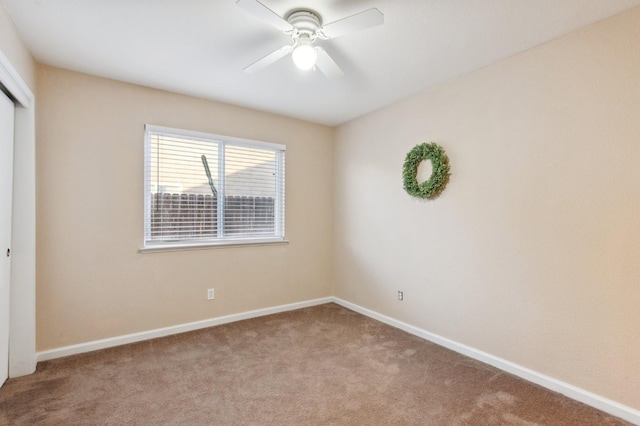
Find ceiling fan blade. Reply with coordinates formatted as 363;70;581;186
236;0;294;32
320;8;384;39
314;47;344;79
244;45;293;74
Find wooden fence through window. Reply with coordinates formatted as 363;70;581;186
149;193;275;240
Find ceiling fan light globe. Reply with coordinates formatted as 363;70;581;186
292;44;317;70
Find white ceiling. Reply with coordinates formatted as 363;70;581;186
3;0;640;126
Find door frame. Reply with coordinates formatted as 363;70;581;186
0;48;36;377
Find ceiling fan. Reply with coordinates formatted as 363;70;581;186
236;0;384;78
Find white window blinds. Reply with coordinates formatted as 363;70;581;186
144;125;285;247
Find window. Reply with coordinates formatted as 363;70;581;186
143;125;285;249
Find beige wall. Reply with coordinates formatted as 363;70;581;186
0;3;35;91
36;65;334;350
334;8;640;409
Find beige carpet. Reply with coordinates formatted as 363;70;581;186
0;303;630;425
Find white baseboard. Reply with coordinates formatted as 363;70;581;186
332;297;640;425
36;297;333;362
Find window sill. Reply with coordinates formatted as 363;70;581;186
139;238;289;254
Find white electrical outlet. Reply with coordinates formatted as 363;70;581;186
207;288;215;300
397;291;404;301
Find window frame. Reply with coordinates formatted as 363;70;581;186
141;124;287;252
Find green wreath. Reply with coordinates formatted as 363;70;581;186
403;143;450;199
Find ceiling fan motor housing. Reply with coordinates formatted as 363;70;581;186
287;10;321;37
